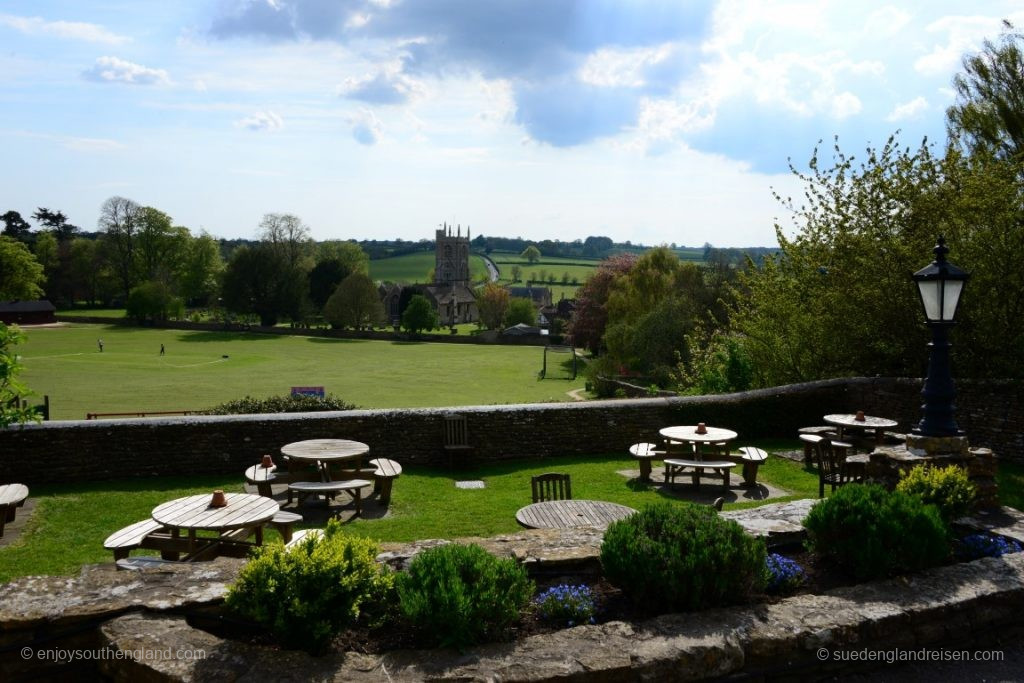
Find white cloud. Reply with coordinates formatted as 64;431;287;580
863;7;911;38
82;56;169;85
339;69;419;105
236;111;284;131
0;14;129;44
830;91;862;119
914;15;1005;77
887;96;929;121
579;44;674;88
349;109;382;145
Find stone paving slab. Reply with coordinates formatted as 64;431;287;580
955;506;1024;545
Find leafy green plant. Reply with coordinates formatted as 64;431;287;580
397;543;534;649
0;322;40;429
803;483;949;581
225;520;394;654
896;464;977;522
600;502;766;612
201;393;357;415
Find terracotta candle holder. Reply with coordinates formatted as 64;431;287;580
855;411;866;422
261;454;274;468
210;490;227;508
696;422;707;434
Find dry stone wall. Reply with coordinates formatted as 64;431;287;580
0;377;1019;486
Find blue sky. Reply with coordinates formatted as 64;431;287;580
1;1;1019;247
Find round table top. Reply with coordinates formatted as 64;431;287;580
824;414;898;429
152;492;279;531
280;438;370;462
516;499;637;530
659;425;738;443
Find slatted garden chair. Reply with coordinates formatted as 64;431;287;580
443;413;472;467
815;438;851;498
531;473;572;503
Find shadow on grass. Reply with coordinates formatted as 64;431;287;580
171;331;280;343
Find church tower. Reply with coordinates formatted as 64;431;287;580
434;222;470;285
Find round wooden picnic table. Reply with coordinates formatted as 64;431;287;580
659;425;738;457
151;492;279;558
280;438;370;481
515;499;637;530
824;414;898;445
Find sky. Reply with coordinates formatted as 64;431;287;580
1;1;1020;248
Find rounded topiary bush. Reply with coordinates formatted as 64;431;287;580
225;520;394;654
600;502;766;612
895;464;977;522
397;543;534;649
803;483;950;581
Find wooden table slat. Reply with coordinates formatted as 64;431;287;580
516;500;636;530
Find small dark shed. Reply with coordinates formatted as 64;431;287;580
0;300;57;325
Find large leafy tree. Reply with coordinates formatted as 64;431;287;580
0;236;45;300
221;244;303;327
323;273;384;330
401;294;437;335
477;283;510;330
947;20;1024;161
567;253;637;353
97;196;143;301
520;245;541;264
1;211;32;242
32;207;78;242
310;241;370;309
177;231;223;306
504;298;536;327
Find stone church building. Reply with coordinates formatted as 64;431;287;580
423;223;478;325
379;224;479;327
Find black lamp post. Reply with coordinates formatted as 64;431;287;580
911;236;969;437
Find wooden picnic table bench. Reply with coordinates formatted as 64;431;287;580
0;483;29;537
288;479;373;516
663;458;736;491
368;458;402;505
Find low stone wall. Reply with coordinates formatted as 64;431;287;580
4;527;1024;681
0;377;1020;485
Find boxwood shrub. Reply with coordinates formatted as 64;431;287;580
397;543;534;649
225;520;394;654
600;502;766;612
803;483;949;581
895;464;977;522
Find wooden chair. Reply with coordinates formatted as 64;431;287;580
531;473;572;503
815;438;851;498
443;414;472;467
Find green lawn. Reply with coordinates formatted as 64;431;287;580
369;252;490;284
0;442;819;583
18;323;586;419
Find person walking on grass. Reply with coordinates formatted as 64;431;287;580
160;343;165;356
97;338;103;353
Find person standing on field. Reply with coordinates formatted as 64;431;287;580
97;339;104;352
160;344;165;356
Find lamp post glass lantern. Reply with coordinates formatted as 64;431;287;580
912;236;969;437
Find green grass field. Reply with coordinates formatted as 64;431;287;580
17;323;587;420
369;251;490;284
